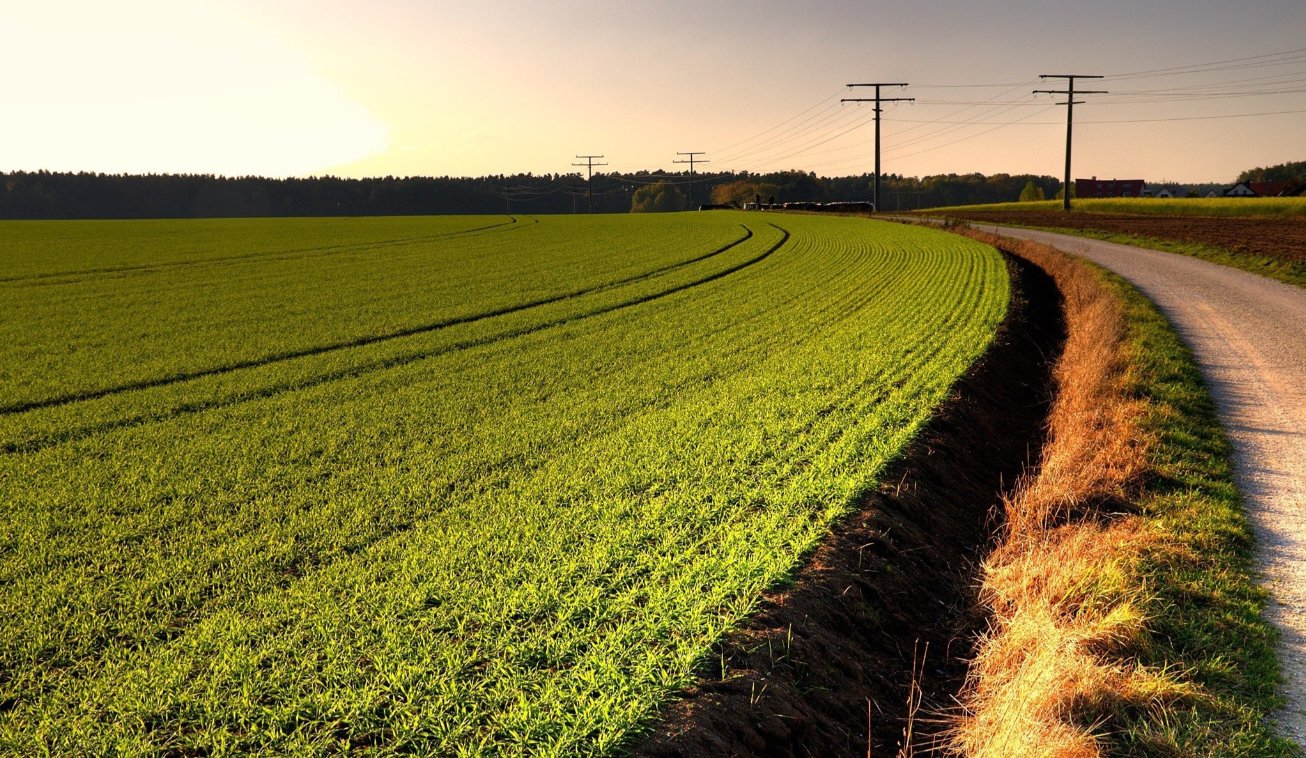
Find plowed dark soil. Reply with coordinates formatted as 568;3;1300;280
629;255;1066;756
941;211;1306;263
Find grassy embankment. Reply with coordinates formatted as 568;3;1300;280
921;198;1306;288
950;229;1296;756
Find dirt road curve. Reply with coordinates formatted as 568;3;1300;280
974;224;1306;743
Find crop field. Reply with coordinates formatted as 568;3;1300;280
0;212;1007;754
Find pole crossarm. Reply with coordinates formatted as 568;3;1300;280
841;98;915;109
1033;75;1107;211
842;82;913;213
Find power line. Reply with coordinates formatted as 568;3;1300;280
1104;47;1306;81
1034;74;1107;211
912;81;1033;89
610;175;701;187
805;103;1057;176
711;86;847;157
842;82;913;212
1084;107;1306;124
733;110;873;172
715;100;859;167
886;106;1060;161
672;152;709;209
571;154;608;213
883;106;1306;126
702;47;1306;180
1108;72;1306;96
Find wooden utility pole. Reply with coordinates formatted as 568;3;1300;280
571;154;608;212
673;152;708;210
842;83;913;213
1034;75;1106;210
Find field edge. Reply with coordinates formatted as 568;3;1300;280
630;248;1066;756
947;228;1297;756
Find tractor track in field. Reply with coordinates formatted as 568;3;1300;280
1;225;763;418
633;252;1066;756
967;223;1306;746
2;225;792;455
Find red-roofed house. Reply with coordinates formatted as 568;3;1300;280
1225;181;1295;197
1251;181;1294;197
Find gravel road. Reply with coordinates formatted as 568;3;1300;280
972;224;1306;744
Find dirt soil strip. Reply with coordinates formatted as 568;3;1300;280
971;224;1306;746
631;256;1066;756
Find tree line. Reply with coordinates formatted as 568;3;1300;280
1236;160;1306;185
1;169;1066;218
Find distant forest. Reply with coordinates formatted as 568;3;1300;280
0;170;1064;219
1237;160;1306;184
5;163;1297;219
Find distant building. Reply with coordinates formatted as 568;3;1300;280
1251;180;1294;197
1154;187;1180;198
1075;177;1146;198
1223;180;1294;197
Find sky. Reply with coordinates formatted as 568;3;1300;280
5;0;1305;183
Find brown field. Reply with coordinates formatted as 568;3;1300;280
940;211;1306;264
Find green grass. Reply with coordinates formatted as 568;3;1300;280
1095;269;1297;755
922;199;1065;214
0;212;1008;754
923;197;1306;217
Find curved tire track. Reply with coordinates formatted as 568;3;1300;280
973;223;1306;745
2;225;757;416
4;224;792;454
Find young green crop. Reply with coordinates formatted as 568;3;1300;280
0;212;1007;754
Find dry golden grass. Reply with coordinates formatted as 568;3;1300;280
948;232;1197;757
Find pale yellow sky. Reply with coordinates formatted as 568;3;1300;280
5;0;1305;183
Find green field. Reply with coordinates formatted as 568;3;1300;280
925;196;1306;217
0;212;1008;754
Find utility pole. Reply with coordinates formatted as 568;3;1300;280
673;151;708;210
842;83;912;213
571;154;607;212
1034;75;1106;211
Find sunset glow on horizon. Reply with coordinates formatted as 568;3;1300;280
5;0;1305;183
